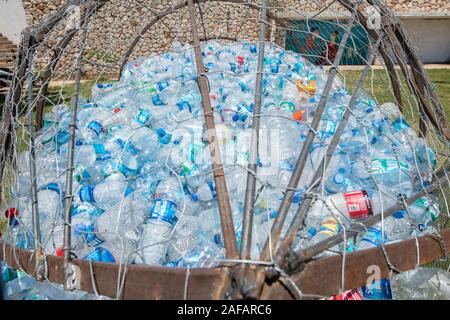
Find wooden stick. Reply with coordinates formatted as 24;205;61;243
186;0;238;259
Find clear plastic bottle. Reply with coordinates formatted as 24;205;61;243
78;173;127;210
95;192;147;243
141;176;183;265
83;241;134;264
308;217;342;256
78;108;114;143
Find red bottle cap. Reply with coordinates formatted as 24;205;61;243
4;208;18;220
56;247;64;257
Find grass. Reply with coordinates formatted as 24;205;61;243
340;68;450;121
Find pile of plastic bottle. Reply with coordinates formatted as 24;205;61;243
2;40;440;296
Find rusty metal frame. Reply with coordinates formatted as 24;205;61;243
2;228;450;299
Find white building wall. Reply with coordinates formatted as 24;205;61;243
0;0;27;44
402;18;450;63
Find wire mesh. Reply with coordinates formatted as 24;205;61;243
0;0;449;299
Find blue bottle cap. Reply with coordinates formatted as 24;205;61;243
191;193;199;202
393;210;405;219
156;128;166;137
334;174;345;184
293;190;303;204
308;227;317;238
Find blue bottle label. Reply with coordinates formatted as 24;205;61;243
176;101;192;113
152;94;166;106
393;118;410;131
135;109;151;125
84;247;115;263
361;279;392;300
93;144;112;161
157;81;169;91
361;227;387;247
207;180;217;199
39;182;61;195
73;221;103;246
55;130;70;145
87;120;103;136
148;199;179;226
74;167;91;183
72;203;103;218
79;185;95;203
118;163;139;177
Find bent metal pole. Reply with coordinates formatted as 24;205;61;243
241;0;267;261
27;36;43;275
187;0;239;259
63;3;93;290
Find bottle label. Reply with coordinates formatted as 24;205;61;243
135;109;151;125
207;180;217;199
176;101;192;113
371;159;410;175
148;199;179;226
118;163;139;177
157;81;169;91
414;197;439;221
393;118;410;131
344;190;373;220
79;185;95;203
84;247;115;263
94;144;112;161
181;162;200;177
38;182;62;195
73;221;103;246
74;166;91;183
318;218;342;237
56;130;70;145
361;227;386;247
151;94;165;106
87;120;103;136
361;279;392;300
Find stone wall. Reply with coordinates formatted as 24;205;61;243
20;0;450;78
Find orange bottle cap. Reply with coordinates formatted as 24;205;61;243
293;110;304;121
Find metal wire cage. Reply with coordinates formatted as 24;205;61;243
0;0;449;300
